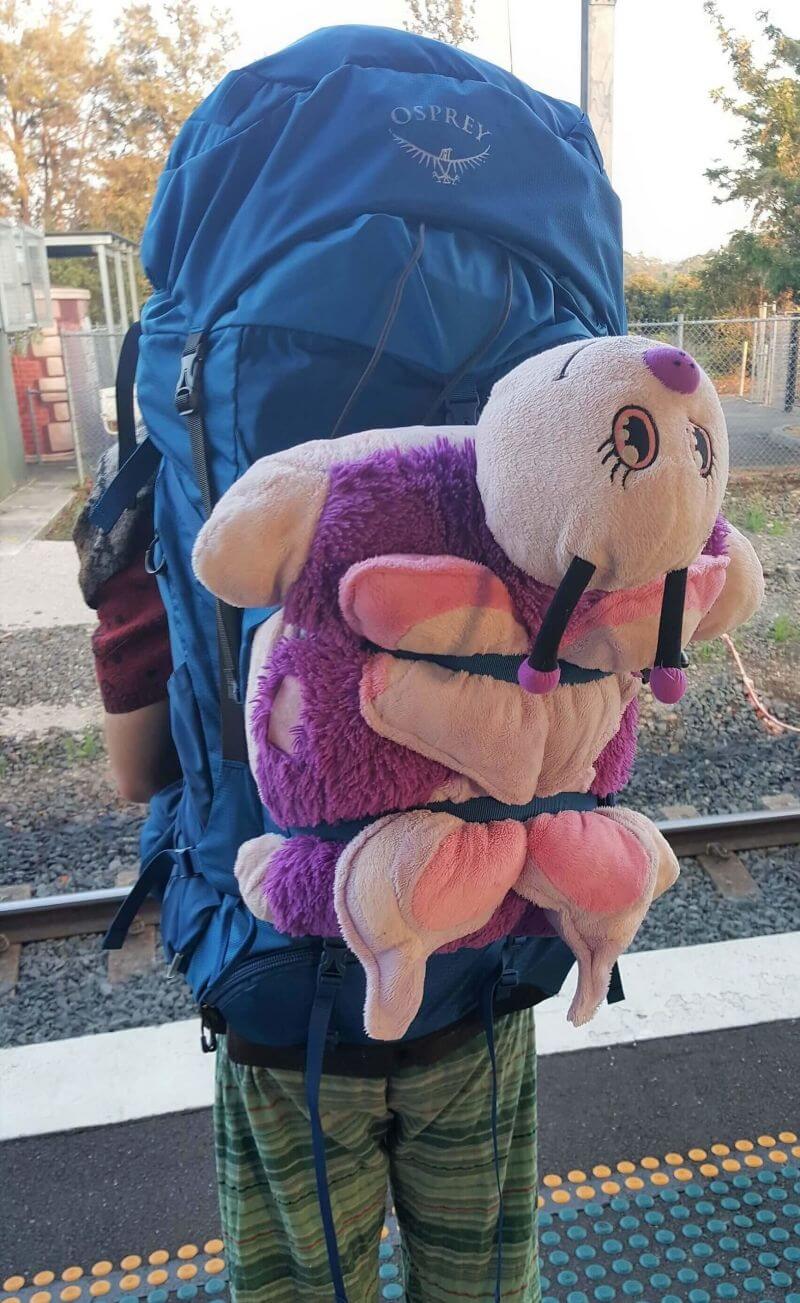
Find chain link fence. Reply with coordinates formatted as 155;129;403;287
56;319;800;478
59;329;126;481
630;314;800;470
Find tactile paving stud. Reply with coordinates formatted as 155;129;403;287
148;1253;169;1267
3;1279;25;1293
33;1273;55;1287
119;1258;141;1272
177;1246;199;1261
203;1241;224;1255
88;1283;110;1297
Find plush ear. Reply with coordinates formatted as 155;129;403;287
339;554;529;655
192;455;329;607
691;523;764;641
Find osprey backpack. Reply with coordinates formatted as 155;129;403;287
95;23;627;1299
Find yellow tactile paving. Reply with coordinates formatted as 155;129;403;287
538;1127;800;1210
4;1138;797;1296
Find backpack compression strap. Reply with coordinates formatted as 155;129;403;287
175;332;248;763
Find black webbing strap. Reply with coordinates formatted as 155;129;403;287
116;321;143;463
176;332;248;762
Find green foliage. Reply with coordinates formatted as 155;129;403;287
692;639;724;663
703;3;800;307
768;613;800;644
0;0;234;243
63;728;101;764
404;0;476;46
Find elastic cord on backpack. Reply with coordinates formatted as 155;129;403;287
421;252;514;425
330;223;427;438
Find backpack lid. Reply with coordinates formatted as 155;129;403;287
141;24;625;336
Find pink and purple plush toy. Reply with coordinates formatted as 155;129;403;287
193;335;764;1040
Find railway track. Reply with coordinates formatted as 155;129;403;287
2;806;799;947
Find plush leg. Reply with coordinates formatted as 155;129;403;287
334;812;527;1041
515;808;679;1026
234;834;285;923
235;833;342;937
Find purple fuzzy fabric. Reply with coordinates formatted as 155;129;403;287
252;437;638;948
704;512;730;557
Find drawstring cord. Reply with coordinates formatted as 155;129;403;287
331;223;427;438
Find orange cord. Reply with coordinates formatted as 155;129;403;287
721;633;800;737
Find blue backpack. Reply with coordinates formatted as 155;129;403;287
95;24;626;1298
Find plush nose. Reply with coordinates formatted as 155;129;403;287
644;345;701;395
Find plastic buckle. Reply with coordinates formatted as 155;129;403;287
317;939;348;989
175;334;207;417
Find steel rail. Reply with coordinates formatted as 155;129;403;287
1;807;799;946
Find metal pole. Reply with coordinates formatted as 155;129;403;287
785;314;799;414
676;313;685;350
61;333;86;485
96;244;118;374
126;251;140;321
738;339;749;398
580;0;616;178
113;250;129;332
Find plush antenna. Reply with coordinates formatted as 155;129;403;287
518;556;597;694
650;567;689;703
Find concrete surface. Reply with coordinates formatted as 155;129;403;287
2;1017;798;1277
0;465;76;558
0;540;93;629
722;396;800;470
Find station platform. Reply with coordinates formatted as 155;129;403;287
3;939;799;1303
2;1125;798;1302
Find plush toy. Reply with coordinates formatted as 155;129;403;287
193;335;764;1040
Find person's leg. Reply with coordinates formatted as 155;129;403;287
389;1008;540;1303
215;1037;390;1302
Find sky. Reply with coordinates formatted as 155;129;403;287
88;0;798;263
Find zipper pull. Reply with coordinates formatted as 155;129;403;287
167;950;184;978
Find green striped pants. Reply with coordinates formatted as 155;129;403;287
214;1008;540;1303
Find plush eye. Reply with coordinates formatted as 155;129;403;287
599;406;659;485
612;407;659;469
691;425;713;476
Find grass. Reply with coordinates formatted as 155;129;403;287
768;614;800;645
727;491;791;537
40;480;90;541
691;640;725;663
63;728;101;764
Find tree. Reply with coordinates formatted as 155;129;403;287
0;0;233;239
405;0;476;47
92;2;235;238
0;0;109;228
703;3;799;305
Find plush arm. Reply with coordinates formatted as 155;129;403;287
691;523;764;642
192;426;471;609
